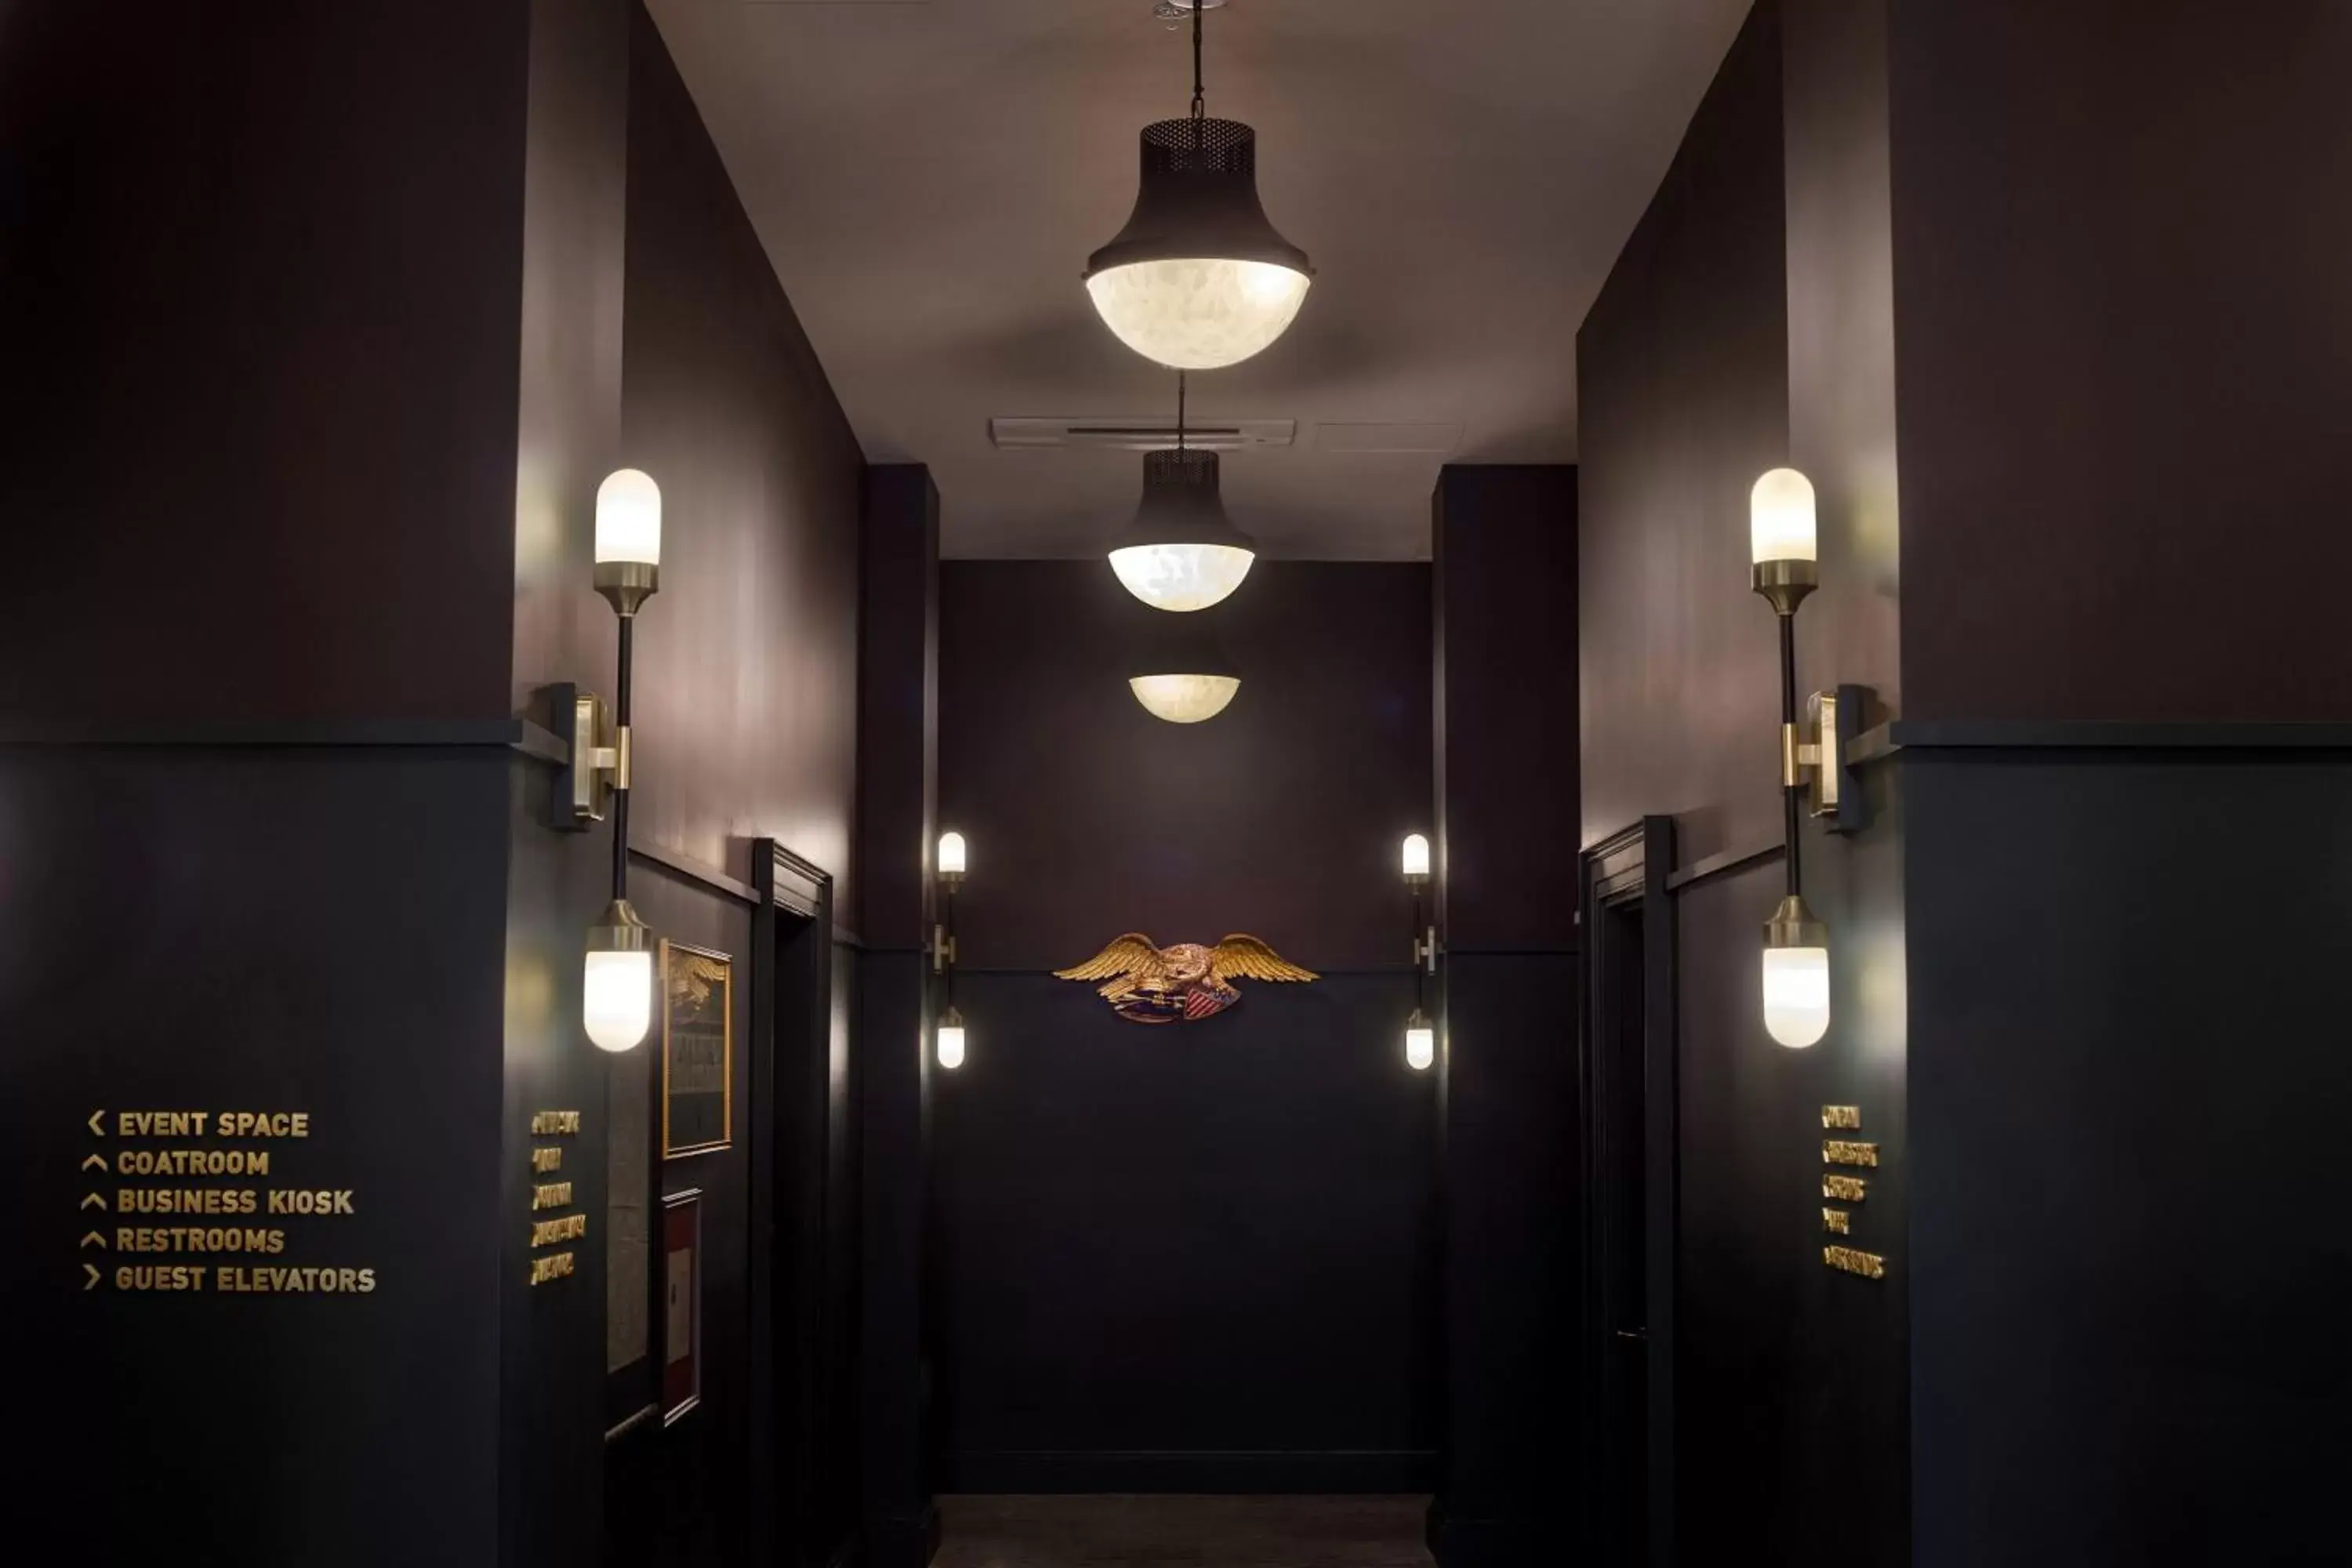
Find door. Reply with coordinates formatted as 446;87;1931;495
1581;818;1677;1567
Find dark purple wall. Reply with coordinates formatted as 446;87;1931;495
1577;7;1912;1561
1889;0;2352;722
619;9;866;905
0;1;530;728
1574;30;1791;864
942;561;1432;975
933;560;1437;1489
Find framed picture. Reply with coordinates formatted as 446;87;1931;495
660;940;734;1158
660;1189;702;1425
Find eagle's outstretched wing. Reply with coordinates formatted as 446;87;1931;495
666;952;732;1011
1210;935;1319;985
1055;934;1167;1000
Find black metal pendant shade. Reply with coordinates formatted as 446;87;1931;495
1127;448;1257;550
1126;598;1239;683
1085;119;1312;278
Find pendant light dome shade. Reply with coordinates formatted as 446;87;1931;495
1109;448;1258;612
1127;603;1241;724
1086;120;1312;370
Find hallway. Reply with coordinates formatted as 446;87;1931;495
936;1497;1433;1568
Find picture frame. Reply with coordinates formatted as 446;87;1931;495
659;939;734;1158
660;1188;702;1425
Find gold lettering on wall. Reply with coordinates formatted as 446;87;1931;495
522;1112;586;1286
530;1214;589;1248
79;1109;376;1295
1822;1174;1867;1203
1820;1105;1861;1130
1823;1207;1851;1236
1822;1140;1879;1167
1823;1245;1886;1280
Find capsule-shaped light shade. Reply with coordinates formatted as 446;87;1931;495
1405;1014;1436;1072
1109;543;1255;612
1401;833;1432;880
596;468;662;568
584;949;654;1054
1130;674;1241;724
1760;946;1831;1048
937;1009;967;1071
1750;467;1817;567
938;831;967;878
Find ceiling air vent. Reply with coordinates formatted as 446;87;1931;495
989;417;1296;452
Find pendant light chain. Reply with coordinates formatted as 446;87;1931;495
1177;371;1189;452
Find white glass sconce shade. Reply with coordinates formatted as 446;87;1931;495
937;1010;967;1071
1129;674;1241;724
1401;833;1432;880
1406;1018;1436;1072
938;831;967;878
595;468;662;568
1749;467;1817;567
1760;945;1831;1048
583;949;654;1054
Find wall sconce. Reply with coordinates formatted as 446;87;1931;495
1748;466;1847;1050
935;830;966;1068
1402;832;1436;1071
561;468;662;1052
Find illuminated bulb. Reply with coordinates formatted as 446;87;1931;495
595;469;662;567
1129;673;1240;724
1761;895;1831;1048
1086;260;1312;372
937;1008;967;1071
1401;833;1432;880
1109;543;1255;612
583;897;655;1053
938;831;967;879
1749;467;1817;567
1405;1011;1436;1072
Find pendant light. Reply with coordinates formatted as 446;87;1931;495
1084;0;1312;370
1127;600;1240;724
1110;373;1258;612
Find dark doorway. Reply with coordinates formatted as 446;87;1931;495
1581;818;1677;1567
601;844;850;1567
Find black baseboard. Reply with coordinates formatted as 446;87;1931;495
946;1449;1439;1494
1425;1499;1555;1568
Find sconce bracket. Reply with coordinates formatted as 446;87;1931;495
1806;683;1871;834
543;681;619;831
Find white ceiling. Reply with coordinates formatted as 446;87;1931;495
647;0;1751;560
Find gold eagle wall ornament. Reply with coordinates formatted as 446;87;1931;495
1054;933;1318;1024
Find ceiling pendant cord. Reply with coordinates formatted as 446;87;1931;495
1176;370;1189;452
1191;0;1207;121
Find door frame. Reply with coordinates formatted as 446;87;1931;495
1578;815;1679;1566
750;840;836;1567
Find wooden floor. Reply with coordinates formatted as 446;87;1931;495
935;1496;1433;1568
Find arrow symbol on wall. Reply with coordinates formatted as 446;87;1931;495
80;1192;105;1210
81;1154;107;1172
88;1109;106;1137
84;1265;101;1291
80;1231;107;1250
